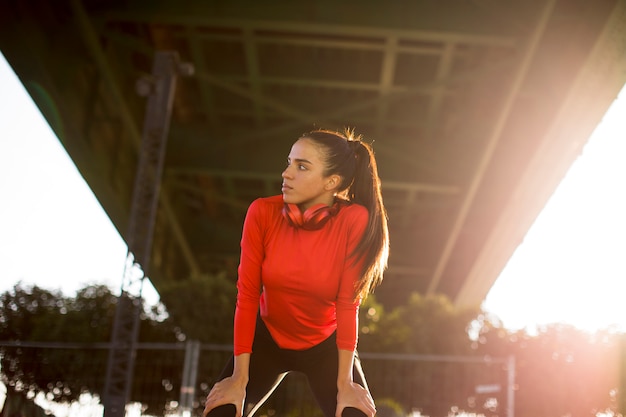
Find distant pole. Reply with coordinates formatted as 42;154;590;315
180;340;201;416
506;355;516;417
102;51;193;417
617;334;626;416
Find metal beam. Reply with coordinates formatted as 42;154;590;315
100;23;517;180
376;35;399;138
426;0;557;295
208;50;516;154
242;27;265;126
99;13;517;48
454;0;626;307
210;73;443;94
187;28;219;128
195;70;329;127
428;42;456;126
167;179;252;212
166;168;459;195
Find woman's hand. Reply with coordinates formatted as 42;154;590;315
335;380;376;417
202;375;247;417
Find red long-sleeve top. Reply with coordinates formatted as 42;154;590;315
233;195;368;355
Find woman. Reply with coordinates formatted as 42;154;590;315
203;129;389;417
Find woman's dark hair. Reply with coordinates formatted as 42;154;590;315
300;128;389;300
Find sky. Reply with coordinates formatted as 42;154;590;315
0;51;625;334
0;52;159;305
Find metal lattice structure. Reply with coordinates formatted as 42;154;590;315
103;50;192;417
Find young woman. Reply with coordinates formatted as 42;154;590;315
203;129;389;417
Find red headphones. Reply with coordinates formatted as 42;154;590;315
282;201;345;230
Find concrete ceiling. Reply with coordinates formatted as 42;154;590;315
1;0;625;309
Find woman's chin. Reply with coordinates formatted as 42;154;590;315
282;194;296;204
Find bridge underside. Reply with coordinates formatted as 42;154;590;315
1;0;625;308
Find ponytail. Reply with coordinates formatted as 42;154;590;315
300;129;389;300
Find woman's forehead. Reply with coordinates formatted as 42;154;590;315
289;138;324;161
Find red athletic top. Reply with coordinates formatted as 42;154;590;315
233;195;368;355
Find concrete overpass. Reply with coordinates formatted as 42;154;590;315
1;0;625;309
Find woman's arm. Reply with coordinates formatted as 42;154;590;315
335;208;375;416
204;200;267;416
335;349;376;417
203;353;250;417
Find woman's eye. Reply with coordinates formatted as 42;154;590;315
285;160;307;170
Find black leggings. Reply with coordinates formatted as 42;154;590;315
206;318;369;417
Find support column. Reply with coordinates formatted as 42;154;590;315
103;51;193;417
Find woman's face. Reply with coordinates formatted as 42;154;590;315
281;138;337;211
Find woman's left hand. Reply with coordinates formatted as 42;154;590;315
335;381;376;417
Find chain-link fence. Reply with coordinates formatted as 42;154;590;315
0;341;513;417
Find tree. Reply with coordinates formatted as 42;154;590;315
0;283;180;415
473;314;622;417
13;280;621;417
360;292;480;354
156;272;236;344
358;292;482;416
0;284;115;403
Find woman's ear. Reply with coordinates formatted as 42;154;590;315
325;174;342;191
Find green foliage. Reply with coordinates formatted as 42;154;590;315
360;292;480;354
357;292;483;416
2;281;621;417
0;284;68;341
358;294;385;337
157;272;236;343
0;282;180;415
0;283;115;403
0;274;239;416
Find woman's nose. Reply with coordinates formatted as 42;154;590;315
282;166;293;179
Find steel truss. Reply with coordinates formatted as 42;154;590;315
102;51;193;417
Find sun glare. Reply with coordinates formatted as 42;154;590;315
484;83;626;333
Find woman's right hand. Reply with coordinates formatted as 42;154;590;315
202;375;247;417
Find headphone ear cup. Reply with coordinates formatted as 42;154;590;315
283;203;304;227
282;202;342;230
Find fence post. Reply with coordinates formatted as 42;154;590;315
180;339;201;416
506;355;515;417
617;334;626;416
